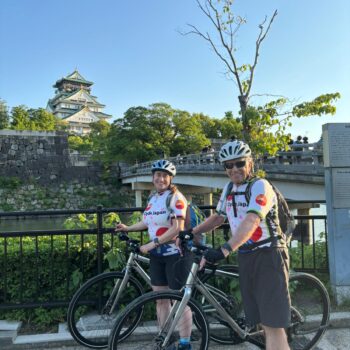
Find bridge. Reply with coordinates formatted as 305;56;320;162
120;143;325;209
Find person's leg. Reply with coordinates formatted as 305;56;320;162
150;256;171;328
166;255;193;342
262;325;289;350
256;248;290;350
152;284;172;328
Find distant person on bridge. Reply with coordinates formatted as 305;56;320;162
181;140;291;350
115;159;193;350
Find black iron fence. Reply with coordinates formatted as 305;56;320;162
0;204;328;311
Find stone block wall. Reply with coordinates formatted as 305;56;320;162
0;130;112;185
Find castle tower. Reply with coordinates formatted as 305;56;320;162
46;70;111;134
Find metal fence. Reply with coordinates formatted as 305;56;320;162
0;204;328;311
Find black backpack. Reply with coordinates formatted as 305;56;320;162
224;177;295;246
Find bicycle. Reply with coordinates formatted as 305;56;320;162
108;232;330;350
67;233;241;349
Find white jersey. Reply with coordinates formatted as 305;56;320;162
143;190;187;256
216;178;280;251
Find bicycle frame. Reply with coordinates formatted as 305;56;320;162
107;246;234;317
159;259;264;347
108;251;151;315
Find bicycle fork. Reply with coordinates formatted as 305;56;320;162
108;253;135;315
160;263;198;347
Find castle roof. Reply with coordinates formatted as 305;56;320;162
53;70;93;88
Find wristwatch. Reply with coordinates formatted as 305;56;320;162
153;237;160;247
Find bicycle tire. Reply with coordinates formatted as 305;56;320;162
193;264;244;345
247;272;330;350
67;271;144;349
108;290;210;350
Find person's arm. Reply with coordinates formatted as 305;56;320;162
115;221;148;232
140;217;184;254
192;213;225;235
202;212;261;265
221;212;261;256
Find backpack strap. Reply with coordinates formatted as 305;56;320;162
165;191;175;220
231;177;259;218
217;181;234;215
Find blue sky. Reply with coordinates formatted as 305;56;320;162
0;0;349;142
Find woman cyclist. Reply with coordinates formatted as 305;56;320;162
115;159;193;350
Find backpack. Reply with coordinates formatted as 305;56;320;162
224;177;295;245
147;191;207;244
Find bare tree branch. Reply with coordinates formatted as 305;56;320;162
246;9;278;97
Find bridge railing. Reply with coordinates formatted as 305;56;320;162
120;142;324;177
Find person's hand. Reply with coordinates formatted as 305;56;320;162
115;223;128;232
139;241;155;254
204;247;225;264
177;229;193;256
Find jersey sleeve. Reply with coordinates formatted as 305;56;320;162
215;182;230;217
246;179;275;219
169;191;188;219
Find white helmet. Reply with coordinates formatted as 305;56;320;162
151;159;176;176
219;140;251;163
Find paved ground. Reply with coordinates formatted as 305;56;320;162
45;328;350;350
1;313;350;350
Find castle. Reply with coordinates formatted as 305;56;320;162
46;70;111;134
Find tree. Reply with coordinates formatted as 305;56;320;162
10;106;67;131
106;103;209;163
11;106;31;130
28;108;58;131
0;99;10;129
185;0;340;154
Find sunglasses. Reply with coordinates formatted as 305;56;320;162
224;160;246;169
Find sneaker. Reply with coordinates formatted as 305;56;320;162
177;343;192;350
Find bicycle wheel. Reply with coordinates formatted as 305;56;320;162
108;290;209;350
67;271;144;349
247;272;330;350
287;273;330;350
193;265;244;345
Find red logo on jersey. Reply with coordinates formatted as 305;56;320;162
156;227;168;236
145;203;152;211
255;194;267;206
175;200;185;210
251;227;262;242
227;195;233;201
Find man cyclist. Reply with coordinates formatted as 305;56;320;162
186;140;290;350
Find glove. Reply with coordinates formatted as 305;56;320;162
204;247;225;263
178;229;194;241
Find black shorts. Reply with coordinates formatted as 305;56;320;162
238;247;291;328
149;253;193;290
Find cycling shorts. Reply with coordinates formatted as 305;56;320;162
150;253;193;290
238;247;291;328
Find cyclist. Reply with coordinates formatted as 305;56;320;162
186;140;291;350
115;159;193;350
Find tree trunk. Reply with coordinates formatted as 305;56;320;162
238;95;250;141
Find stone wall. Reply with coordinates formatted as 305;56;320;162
0;130;115;185
0;182;133;211
0;130;126;211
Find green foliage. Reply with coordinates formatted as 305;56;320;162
68;135;93;153
0;211;127;328
289;233;328;271
0;176;22;189
106;103;210;163
0;98;10;129
10;106;65;131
